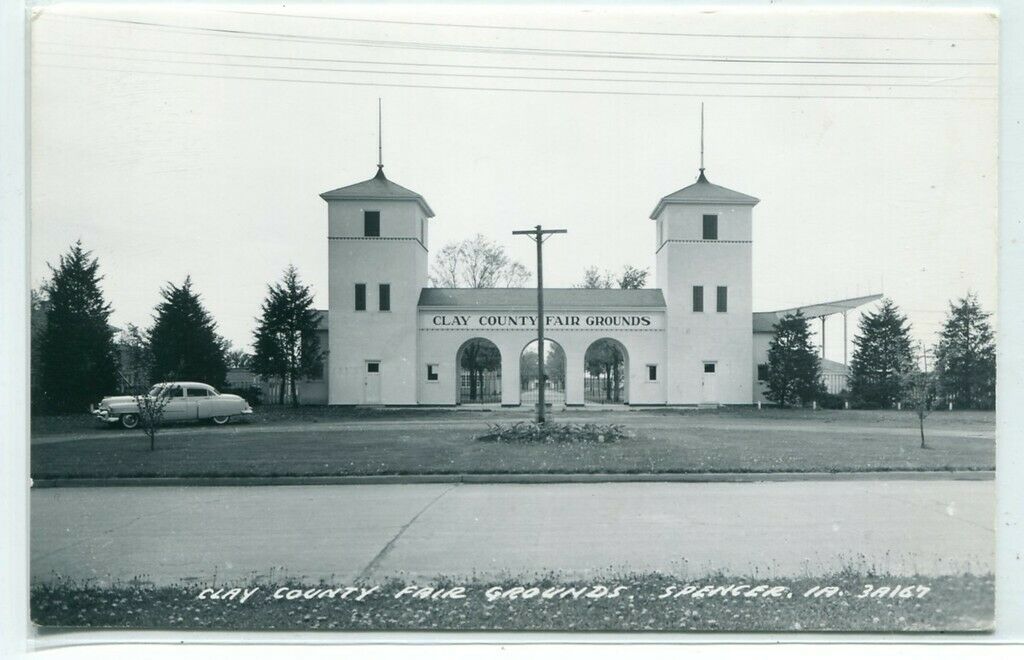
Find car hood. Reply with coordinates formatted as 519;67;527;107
100;395;140;406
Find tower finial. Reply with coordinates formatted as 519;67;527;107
377;97;383;172
699;102;705;176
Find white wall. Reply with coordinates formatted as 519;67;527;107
655;203;754;404
752;330;772;404
327;198;429;405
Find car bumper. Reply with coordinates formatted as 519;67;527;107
240;406;254;415
90;405;118;424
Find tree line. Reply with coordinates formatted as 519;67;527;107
763;296;996;410
32;242;323;413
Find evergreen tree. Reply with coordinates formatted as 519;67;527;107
147;276;228;387
848;299;915;407
934;292;996;409
37;242;120;412
251;266;322;406
764;311;823;407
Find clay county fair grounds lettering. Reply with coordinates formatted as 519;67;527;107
431;314;654;328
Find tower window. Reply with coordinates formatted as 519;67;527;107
704;363;717;374
354;283;366;311
692;286;704;312
703;214;718;240
379;284;391;311
427;364;439;381
647;364;658;382
717;286;728;312
757;364;769;381
364;211;380;237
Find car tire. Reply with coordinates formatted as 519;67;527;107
120;413;139;429
211;415;230;425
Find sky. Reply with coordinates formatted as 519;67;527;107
29;3;999;363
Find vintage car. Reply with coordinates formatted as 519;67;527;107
91;381;253;429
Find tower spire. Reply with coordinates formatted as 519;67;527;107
698;102;707;182
376;97;383;173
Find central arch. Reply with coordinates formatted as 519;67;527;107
584;338;629;404
456;338;502;404
520;338;566;407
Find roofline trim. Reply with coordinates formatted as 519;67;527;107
320;192;435;217
650;196;760;219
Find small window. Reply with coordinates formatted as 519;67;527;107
186;387;210;397
379;284;391;311
354;283;366;311
364;211;380;237
647;364;658;382
703;214;718;240
704;363;716;374
366;362;380;373
717;286;728;313
167;386;185;398
692;285;704;312
427;364;439;382
757;364;769;381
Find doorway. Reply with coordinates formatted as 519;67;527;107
363;361;381;404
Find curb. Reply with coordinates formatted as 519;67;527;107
31;470;995;488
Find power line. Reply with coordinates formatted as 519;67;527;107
37;50;994;90
53;14;997;67
220;9;996;43
37;41;996;83
39;62;996;101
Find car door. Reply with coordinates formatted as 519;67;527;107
161;386;188;421
190;386;220;418
184;387;207;419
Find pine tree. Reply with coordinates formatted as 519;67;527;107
147;276;228;387
37;242;120;412
848;299;915;408
251;266;322;406
764;311;823;407
934;292;996;409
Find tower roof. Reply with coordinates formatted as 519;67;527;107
320;167;435;217
650;171;759;218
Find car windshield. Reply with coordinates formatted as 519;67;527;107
148;385;165;397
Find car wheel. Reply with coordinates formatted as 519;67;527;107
120;413;139;429
211;415;230;425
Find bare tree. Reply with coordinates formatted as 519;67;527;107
576;265;649;289
429;234;530;288
132;382;173;452
120;335;172;451
902;369;937;450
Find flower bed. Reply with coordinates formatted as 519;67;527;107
477;421;631;444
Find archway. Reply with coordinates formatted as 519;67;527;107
584;338;629;404
456;338;502;404
520;339;566;407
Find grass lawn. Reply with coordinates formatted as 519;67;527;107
30;409;994;479
31;572;993;632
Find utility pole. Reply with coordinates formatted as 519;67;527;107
513;225;567;423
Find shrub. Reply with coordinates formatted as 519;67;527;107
816;391;848;410
477;422;631;444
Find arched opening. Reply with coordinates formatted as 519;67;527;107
520;339;566;407
584;338;629;404
456;338;502;404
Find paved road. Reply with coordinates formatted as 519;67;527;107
32;413;994;445
31;480;993;586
